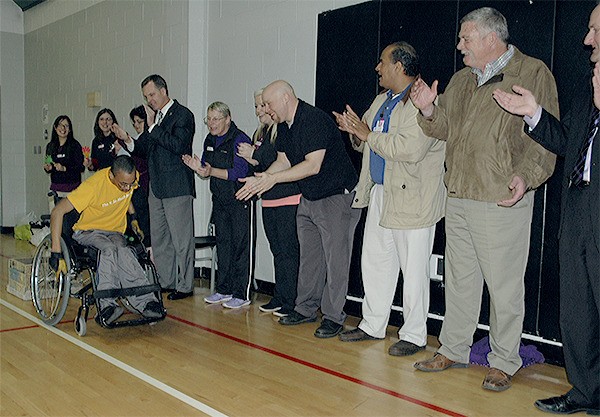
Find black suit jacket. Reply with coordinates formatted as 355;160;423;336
135;100;196;199
528;74;600;249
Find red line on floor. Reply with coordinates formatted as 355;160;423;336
167;313;466;417
0;324;39;332
0;316;78;333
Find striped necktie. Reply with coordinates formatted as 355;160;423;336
569;107;599;187
156;110;163;126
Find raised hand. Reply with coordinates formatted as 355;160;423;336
144;104;156;126
410;78;438;118
111;123;130;143
493;85;539;117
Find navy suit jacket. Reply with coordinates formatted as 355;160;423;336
135;100;196;199
528;74;600;249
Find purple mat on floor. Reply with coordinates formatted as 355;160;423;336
469;336;545;367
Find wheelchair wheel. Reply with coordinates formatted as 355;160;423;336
74;315;86;336
30;234;72;325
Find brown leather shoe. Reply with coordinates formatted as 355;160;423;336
482;368;512;392
414;353;469;372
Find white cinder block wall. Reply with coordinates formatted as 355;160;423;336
4;0;364;280
198;0;365;280
0;0;26;227
23;0;190;224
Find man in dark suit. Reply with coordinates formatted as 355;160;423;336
113;74;196;300
493;4;600;414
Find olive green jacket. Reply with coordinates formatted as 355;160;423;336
418;48;559;202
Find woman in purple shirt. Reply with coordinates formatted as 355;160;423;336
183;102;252;309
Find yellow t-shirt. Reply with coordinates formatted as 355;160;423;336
68;168;137;233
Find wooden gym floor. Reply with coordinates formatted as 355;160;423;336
0;233;571;416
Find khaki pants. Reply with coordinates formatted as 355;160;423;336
438;193;534;375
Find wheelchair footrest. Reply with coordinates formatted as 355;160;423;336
96;312;166;329
93;284;161;300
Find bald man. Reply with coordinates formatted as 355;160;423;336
237;80;360;338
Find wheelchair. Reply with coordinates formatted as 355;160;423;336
30;220;166;336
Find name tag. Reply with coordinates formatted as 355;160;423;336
374;119;385;132
57;153;65;158
207;146;214;151
98;144;104;149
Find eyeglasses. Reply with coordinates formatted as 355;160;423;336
203;116;225;125
117;181;138;190
57;123;70;129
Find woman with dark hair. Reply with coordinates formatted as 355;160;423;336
44;115;84;205
237;90;301;317
85;108;119;171
123;105;152;250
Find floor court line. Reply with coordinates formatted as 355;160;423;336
168;314;467;417
0;298;228;417
1;295;465;417
0;323;40;332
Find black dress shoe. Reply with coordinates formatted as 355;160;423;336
338;327;383;342
314;319;343;338
278;310;316;325
388;340;426;356
167;291;193;300
535;394;600;415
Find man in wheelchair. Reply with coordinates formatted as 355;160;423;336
49;155;163;325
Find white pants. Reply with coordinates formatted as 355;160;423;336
358;185;435;345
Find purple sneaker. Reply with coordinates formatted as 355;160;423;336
204;293;232;304
223;298;251;309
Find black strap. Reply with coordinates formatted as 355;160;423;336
93;284;161;300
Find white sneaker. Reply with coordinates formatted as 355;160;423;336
204;293;232;304
223;298;251;309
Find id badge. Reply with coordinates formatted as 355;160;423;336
374;119;385;132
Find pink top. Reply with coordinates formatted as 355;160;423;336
262;194;302;208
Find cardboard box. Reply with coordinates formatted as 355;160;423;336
7;258;34;300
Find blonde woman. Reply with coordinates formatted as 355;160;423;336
237;90;301;317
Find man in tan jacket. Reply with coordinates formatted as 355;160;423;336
333;42;445;356
410;7;558;391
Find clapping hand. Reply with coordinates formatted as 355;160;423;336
237;142;255;161
410;78;438;118
333;105;370;142
492;85;539;118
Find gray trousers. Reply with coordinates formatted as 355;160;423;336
294;193;360;324
148;188;195;292
438;193;534;375
73;230;156;311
